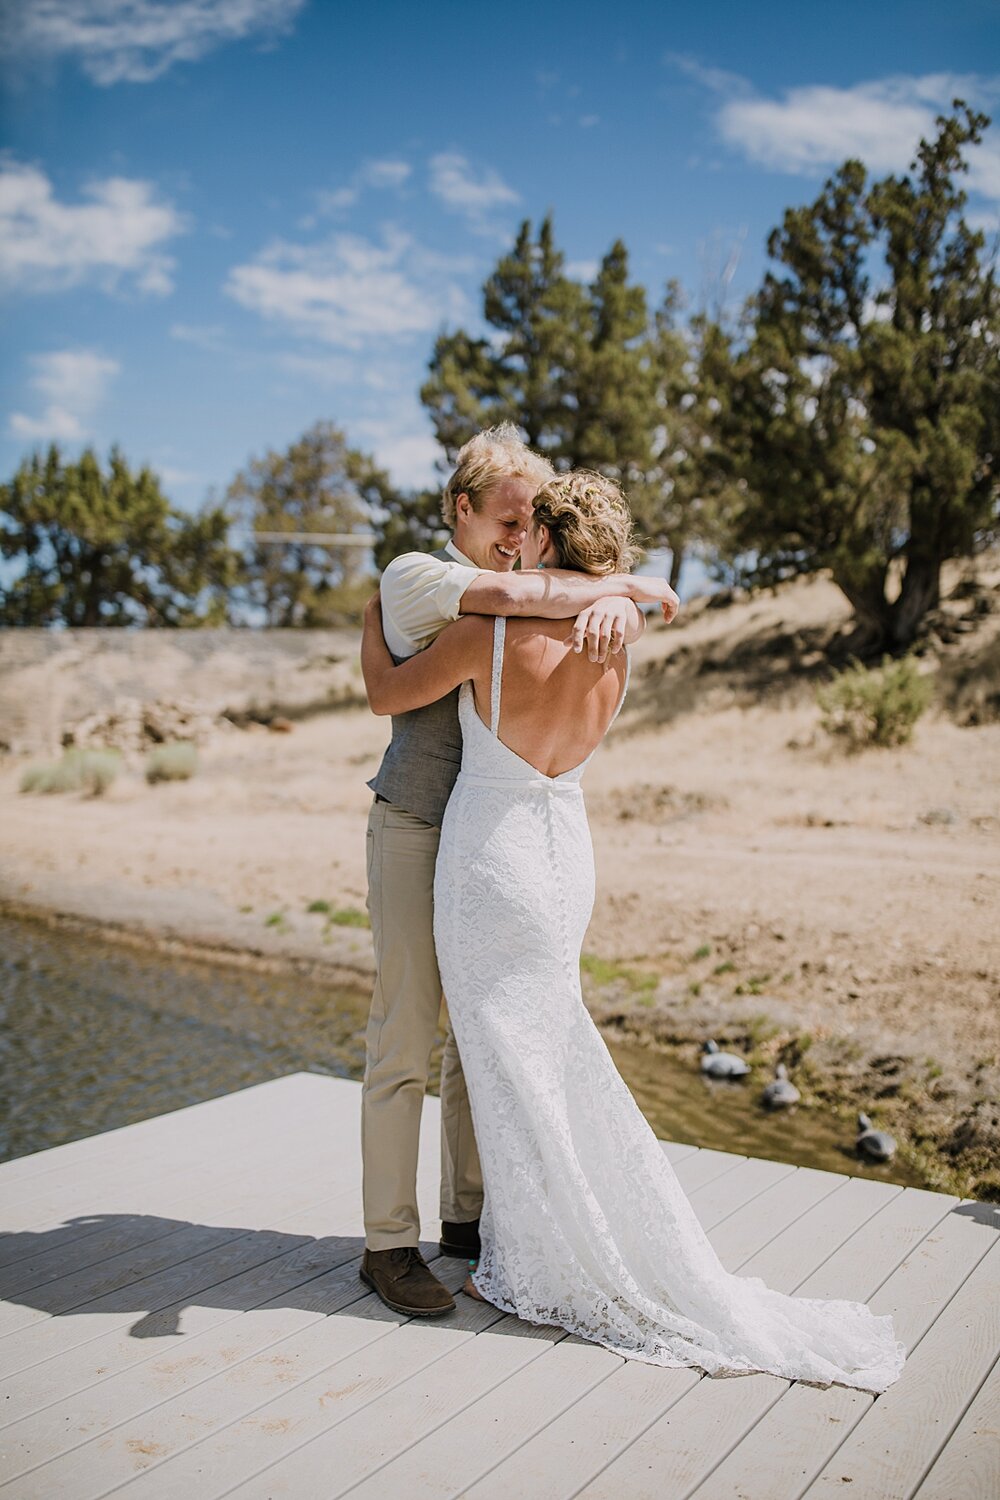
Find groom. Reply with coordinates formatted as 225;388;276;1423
359;424;676;1317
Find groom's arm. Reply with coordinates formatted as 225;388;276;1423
460;568;679;625
362;596;489;717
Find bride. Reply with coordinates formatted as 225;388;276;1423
362;470;905;1393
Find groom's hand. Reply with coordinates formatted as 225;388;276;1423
569;598;634;662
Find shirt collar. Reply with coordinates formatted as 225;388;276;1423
445;537;477;569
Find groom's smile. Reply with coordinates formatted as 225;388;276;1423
453;475;537;573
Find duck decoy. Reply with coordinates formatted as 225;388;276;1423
700;1039;750;1078
762;1062;800;1109
856;1111;896;1162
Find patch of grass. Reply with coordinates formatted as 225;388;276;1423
145;741;198;784
817;655;932;751
20;748;121;797
306;899;332;915
264;911;288;930
745;1013;782;1046
580;952;658;1000
924;1059;943;1080
687;980;702;998
325;907;370;929
238;904;253;914
691;943;712;961
713;960;736;976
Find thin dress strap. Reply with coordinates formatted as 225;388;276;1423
490;616;506;735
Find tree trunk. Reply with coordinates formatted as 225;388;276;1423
831;565;892;654
833;553;941;654
668;540;685;595
888;555;940;650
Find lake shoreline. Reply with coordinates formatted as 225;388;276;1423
3;564;997;1201
4;889;991;1202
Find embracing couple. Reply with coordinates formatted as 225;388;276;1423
357;425;904;1391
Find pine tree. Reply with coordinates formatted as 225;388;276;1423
566;241;655;479
421;215;588;462
622;285;743;593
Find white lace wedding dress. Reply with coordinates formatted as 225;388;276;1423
433;618;905;1392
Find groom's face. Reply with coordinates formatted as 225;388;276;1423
455;476;537;572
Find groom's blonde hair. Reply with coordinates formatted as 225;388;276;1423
441;423;554;527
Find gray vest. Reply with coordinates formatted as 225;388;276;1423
367;547;464;827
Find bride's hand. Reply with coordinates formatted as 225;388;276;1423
569;598;631;661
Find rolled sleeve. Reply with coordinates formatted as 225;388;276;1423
381;552;483;655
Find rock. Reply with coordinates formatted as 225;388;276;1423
269;717;294;733
921;807;957;826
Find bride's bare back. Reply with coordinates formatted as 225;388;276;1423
469;617;628;780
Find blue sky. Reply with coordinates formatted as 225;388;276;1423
1;0;998;519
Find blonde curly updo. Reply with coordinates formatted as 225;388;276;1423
531;470;639;576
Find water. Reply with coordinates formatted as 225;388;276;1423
1;914;920;1187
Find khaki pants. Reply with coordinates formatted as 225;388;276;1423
361;797;483;1250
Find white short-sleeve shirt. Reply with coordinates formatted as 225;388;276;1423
380;539;484;659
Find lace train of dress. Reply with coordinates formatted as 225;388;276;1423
432;618;905;1393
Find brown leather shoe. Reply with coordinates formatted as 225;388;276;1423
360;1247;456;1316
439;1218;481;1257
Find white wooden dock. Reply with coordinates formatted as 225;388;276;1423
0;1071;996;1499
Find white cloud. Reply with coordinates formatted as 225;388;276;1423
311;186;358;219
159;465;203;488
578;115;600;129
354;417;441;490
967;206;1000;237
0;158;185;295
672;61;1000;204
169;322;226;350
272;350;356;386
364;159;411;189
9;348;119;440
4;0;307;86
566;259;598;281
310;158;412;222
429;152;520;234
224;226;469;348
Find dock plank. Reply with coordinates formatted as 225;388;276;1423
801;1237;1000;1498
688;1186;968;1499
1;1073;994;1500
912;1350;1000;1500
61;1268;511;1500
569;1178;907;1499
0;1074;339;1220
344;1156;801;1500
459;1163;878;1500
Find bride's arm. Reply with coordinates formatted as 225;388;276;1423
361;595;490;716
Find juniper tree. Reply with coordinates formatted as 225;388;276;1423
0;443;234;626
729;103;999;649
226;421;387;626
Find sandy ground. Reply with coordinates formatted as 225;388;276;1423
2;565;999;1196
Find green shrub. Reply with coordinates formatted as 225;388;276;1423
326;907;370;929
145;741;198;784
20;748;120;796
817;656;932;750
